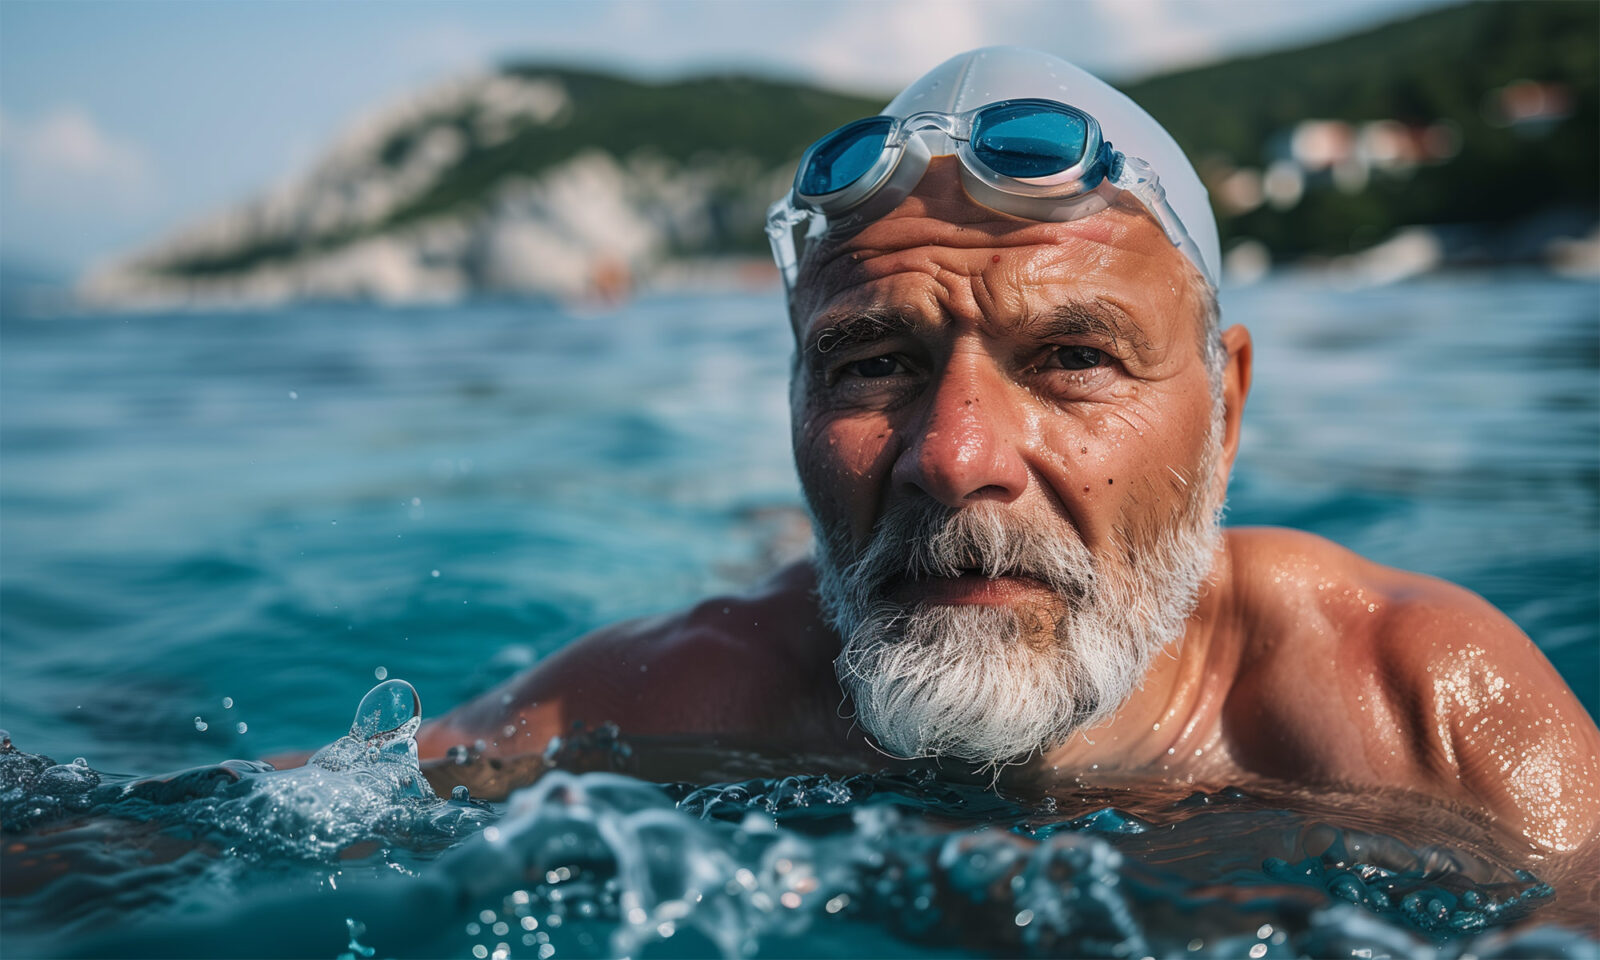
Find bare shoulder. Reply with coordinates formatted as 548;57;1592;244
1222;527;1600;853
419;561;836;759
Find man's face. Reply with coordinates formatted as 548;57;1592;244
790;158;1228;765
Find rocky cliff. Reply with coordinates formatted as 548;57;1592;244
82;68;879;307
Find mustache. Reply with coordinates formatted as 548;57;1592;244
833;498;1096;606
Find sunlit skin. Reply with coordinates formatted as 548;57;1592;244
366;159;1600;883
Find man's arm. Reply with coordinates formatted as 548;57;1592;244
1375;575;1600;856
415;562;837;799
1224;529;1600;858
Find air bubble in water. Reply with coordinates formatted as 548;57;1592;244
350;679;422;745
194;717;208;732
222;697;234;709
374;666;388;680
236;722;249;735
72;757;87;767
343;917;375;959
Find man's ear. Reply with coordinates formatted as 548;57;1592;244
1218;324;1253;479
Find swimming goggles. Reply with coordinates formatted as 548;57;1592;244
766;98;1214;291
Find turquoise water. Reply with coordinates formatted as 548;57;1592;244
1;274;1596;957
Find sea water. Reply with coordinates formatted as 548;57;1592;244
1;273;1596;956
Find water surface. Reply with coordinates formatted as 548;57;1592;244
1;273;1596;956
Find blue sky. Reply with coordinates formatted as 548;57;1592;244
0;0;1452;276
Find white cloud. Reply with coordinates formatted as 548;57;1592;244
775;0;1253;95
1082;0;1225;76
795;0;1005;94
0;105;155;212
389;20;500;76
774;0;1426;94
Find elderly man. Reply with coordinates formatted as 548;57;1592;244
417;48;1599;862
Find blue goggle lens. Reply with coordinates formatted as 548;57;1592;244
971;104;1089;178
799;116;894;196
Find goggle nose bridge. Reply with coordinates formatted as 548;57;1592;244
895;112;971;144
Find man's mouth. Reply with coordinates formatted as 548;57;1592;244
888;570;1056;606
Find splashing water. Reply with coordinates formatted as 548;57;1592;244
1;683;1594;959
303;678;428;797
1;678;495;936
339;917;377;960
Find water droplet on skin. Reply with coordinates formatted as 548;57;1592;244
349;679;422;745
222;697;234;709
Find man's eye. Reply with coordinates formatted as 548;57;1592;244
848;355;901;378
1048;346;1105;370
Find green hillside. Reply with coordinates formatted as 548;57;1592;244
378;67;882;237
151;0;1595;284
162;70;881;278
1122;0;1598;257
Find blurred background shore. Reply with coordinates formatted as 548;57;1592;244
1;0;1594;314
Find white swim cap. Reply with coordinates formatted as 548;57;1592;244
883;46;1219;284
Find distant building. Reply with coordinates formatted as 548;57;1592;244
1483;80;1573;136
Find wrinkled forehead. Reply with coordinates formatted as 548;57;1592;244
789;173;1197;340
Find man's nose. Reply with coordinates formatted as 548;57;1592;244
892;350;1029;507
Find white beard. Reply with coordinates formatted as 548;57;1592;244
813;424;1224;768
